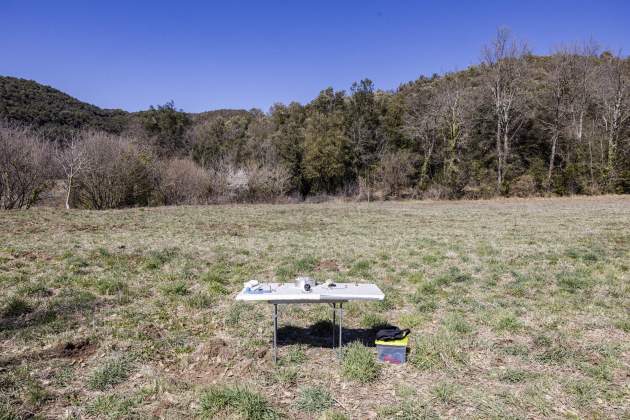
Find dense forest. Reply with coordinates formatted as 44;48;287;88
1;30;629;209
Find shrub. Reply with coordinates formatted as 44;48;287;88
342;342;380;383
378;150;416;198
199;386;279;419
245;162;291;202
0;123;53;209
510;174;538;197
73;131;156;209
157;158;212;204
294;386;334;413
422;184;450;200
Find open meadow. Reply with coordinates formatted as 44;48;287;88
1;196;629;419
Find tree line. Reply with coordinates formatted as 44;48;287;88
1;29;628;209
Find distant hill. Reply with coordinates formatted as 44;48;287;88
0;76;251;140
0;76;130;139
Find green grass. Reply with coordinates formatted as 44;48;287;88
442;313;473;334
431;382;459;404
409;331;468;371
499;369;538;383
160;281;189;296
0;196;628;418
88;357;132;391
199;386;279;419
284;344;307;364
360;313;389;329
294;386;334;413
86;394;138;419
1;296;32;317
494;313;524;333
342;342;381;383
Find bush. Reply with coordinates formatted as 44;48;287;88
342;342;380;383
157;158;211;205
378;150;416;198
204;161;290;203
422;183;450;200
0;123;53;209
510;174;538;197
73;131;156;209
244;163;291;202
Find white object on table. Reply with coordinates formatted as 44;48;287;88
235;282;384;363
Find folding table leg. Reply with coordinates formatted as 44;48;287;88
332;303;336;348
272;304;278;364
338;302;343;358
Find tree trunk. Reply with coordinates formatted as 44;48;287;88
588;136;595;187
496;118;503;189
420;137;435;189
65;176;72;209
547;133;558;190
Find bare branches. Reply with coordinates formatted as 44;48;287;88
0;123;53;209
54;136;91;209
596;51;629;188
482;27;530;191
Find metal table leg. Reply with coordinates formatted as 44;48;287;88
338;302;343;358
332;302;336;348
273;303;278;364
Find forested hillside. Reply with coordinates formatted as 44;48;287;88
1;30;629;209
0;76;129;139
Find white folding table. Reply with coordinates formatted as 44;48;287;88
235;282;384;363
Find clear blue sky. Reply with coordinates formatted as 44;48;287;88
2;0;628;112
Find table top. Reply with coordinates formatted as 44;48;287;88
235;282;384;303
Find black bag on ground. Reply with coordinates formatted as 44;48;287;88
376;327;410;341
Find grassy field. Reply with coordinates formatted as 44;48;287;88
1;196;629;419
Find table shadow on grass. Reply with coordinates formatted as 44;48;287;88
276;320;396;348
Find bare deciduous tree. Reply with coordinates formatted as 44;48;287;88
567;42;599;187
403;90;439;189
0;123;53;209
378;150;415;198
55;136;90;209
435;77;468;186
482;27;529;191
596;52;629;189
541;48;572;190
